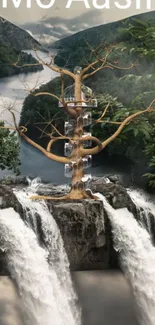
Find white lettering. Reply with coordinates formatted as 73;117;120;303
3;0;22;8
2;0;55;8
136;0;151;9
66;0;90;9
1;0;152;10
36;0;55;9
93;0;110;9
27;0;31;8
114;0;131;9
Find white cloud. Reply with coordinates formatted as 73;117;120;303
82;23;88;27
35;33;59;44
26;29;33;36
44;23;53;28
56;24;70;32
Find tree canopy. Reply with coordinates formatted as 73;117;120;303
0;122;20;174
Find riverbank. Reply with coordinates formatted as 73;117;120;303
0;50;58;126
0;48;43;79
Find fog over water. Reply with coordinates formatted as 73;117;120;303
73;271;139;325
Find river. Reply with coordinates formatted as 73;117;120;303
0;50;134;184
0;51;58;126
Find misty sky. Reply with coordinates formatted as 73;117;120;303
1;0;155;25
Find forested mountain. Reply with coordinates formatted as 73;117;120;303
0;16;41;50
52;10;155;68
0;17;44;78
0;45;43;78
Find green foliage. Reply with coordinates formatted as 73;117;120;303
0;122;20;174
118;17;155;188
143;133;155;188
0;44;42;78
144;169;155;188
20;75;72;130
92;94;153;161
117;18;155;58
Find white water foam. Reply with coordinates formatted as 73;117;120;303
0;208;72;325
0;186;81;325
97;192;155;325
127;189;155;237
14;187;80;324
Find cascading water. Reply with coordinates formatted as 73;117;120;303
97;192;155;325
127;188;155;237
0;185;81;325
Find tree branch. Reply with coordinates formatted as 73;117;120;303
0;121;70;164
47;136;70;153
81;100;155;156
31;90;78;119
107;62;135;70
81;47;111;78
33;91;61;102
77;135;102;147
97;120;122;125
13;63;42;68
83;64;114;80
34;49;75;79
96;103;110;122
0;126;15;130
61;72;65;102
20;133;70;164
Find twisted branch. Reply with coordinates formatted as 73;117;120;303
34;49;75;79
81;100;155;157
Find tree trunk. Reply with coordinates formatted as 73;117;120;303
69;74;90;199
30;74;97;201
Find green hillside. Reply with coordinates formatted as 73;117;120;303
0;45;43;78
53;11;155;68
0;17;43;78
0;16;40;50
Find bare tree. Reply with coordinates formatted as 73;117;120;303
1;45;155;200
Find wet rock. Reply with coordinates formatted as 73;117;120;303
48;200;108;270
0;184;112;271
108;175;121;184
90;178;136;212
0;185;23;213
0;175;29;186
0;251;7;276
37;183;70;196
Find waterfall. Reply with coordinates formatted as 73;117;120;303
0;187;81;325
127;189;155;237
97;192;155;325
